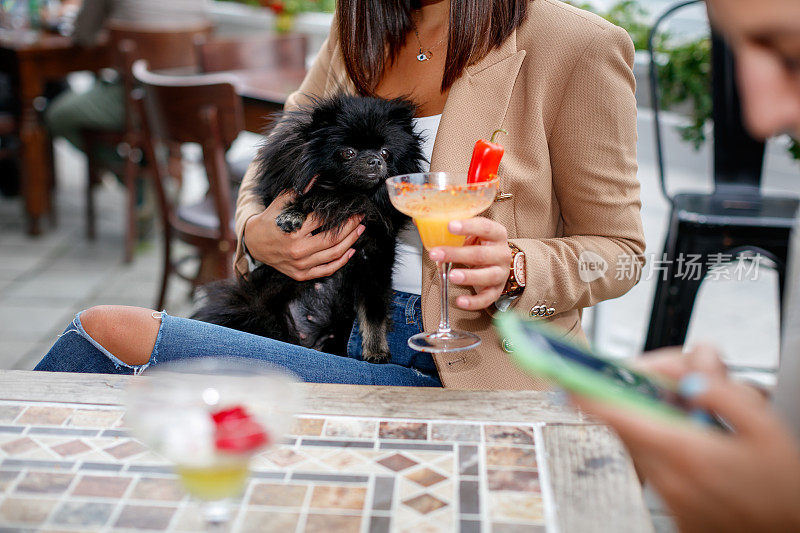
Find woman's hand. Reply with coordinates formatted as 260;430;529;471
428;217;512;310
572;346;800;533
243;190;364;281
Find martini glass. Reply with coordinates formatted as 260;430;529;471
387;172;499;352
125;358;299;528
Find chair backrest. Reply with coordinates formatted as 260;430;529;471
648;0;767;200
108;21;213;73
108;22;214;135
648;0;705;203
194;34;308;73
132;60;244;245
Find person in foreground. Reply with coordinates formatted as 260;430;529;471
36;0;645;388
573;0;800;530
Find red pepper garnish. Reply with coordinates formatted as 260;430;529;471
210;405;270;454
211;406;248;425
467;129;507;184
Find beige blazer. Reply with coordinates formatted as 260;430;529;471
234;0;646;390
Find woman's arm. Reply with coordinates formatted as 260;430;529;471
433;25;644;315
233;27;354;279
516;25;645;316
573;347;800;532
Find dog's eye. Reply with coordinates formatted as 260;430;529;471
340;148;356;160
379;149;391;161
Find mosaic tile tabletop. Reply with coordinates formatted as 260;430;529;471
0;400;548;532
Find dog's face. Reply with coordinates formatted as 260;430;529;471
303;96;424;194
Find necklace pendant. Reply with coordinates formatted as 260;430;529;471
417;50;432;62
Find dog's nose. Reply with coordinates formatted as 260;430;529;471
367;156;382;168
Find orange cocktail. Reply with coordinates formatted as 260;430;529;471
387;173;499;353
391;186;497;249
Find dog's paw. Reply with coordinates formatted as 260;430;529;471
362;350;391;364
275;210;306;233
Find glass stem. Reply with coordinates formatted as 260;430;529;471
437;261;452;335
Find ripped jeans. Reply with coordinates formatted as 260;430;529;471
34;291;442;387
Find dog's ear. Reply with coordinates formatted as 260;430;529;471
387;98;417;124
308;102;339;132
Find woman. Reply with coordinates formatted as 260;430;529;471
36;0;645;389
572;0;800;530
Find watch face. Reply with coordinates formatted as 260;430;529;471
513;253;526;287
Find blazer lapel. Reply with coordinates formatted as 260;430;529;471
429;31;526;174
422;33;527;327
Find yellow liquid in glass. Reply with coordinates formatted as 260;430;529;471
176;462;249;501
392;188;496;249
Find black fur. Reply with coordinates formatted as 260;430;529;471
192;94;425;362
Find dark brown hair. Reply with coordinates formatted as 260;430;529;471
337;0;529;96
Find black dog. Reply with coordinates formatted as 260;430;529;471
192;94;425;362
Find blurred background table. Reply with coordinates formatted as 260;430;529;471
0;370;653;532
234;68;306;133
0;32;110;235
0;30;305;237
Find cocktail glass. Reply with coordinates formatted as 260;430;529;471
387;172;499;352
125;358;300;528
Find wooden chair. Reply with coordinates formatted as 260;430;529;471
194;33;308;73
132;60;243;310
82;22;213;263
0;112;20;197
193;34;307;185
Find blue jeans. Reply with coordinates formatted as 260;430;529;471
34;291;441;387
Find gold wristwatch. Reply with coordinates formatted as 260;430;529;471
495;242;526;312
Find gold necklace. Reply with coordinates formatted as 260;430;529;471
411;12;446;62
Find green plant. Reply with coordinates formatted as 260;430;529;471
657;37;712;149
569;0;799;163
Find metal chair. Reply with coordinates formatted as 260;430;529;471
132;60;243;309
644;0;799;350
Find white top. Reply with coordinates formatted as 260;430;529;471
391;114;442;295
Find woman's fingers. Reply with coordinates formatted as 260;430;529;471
297;225;362;270
683;376;775;438
455;286;503;310
301;248;356;281
449;266;507;287
449;217;507;243
430;244;509;266
309;216;364;245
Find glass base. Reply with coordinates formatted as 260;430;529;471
408;330;481;353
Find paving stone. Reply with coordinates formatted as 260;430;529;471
52;502;114;527
114;504;176;530
0;405;23;424
0;470;20;492
130;477;185;501
51;440;92;457
17;407;74;426
0;497;58;524
309;485;367;510
379;421;427;440
304;514;361;533
249;483;307;507
71;475;132;498
290;417;324;436
67;409;123;429
240;510;299;533
15;472;74;494
0;437;39;455
402;493;448;515
103;440;147;460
